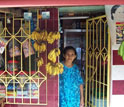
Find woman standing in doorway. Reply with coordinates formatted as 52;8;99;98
59;46;84;107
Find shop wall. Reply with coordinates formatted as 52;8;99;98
41;8;59;107
105;5;124;107
5;8;59;107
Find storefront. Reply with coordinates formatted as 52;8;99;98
0;1;124;107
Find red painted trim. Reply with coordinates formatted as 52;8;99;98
113;80;124;95
0;0;124;7
113;50;124;65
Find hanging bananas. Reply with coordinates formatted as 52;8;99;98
48;48;61;63
42;30;48;41
55;48;61;56
34;42;46;52
47;48;62;75
31;29;60;42
31;28;48;41
47;32;55;44
31;28;62;75
48;49;56;63
47;31;61;44
56;63;64;74
46;62;63;76
37;57;44;67
54;32;61;40
31;27;41;41
31;28;61;44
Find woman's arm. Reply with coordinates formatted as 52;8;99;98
80;84;84;107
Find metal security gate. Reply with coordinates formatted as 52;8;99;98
85;15;110;107
0;12;47;105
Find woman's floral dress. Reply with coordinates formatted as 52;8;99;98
59;64;83;107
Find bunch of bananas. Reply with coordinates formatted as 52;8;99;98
47;32;54;44
118;41;124;60
31;28;41;41
47;48;62;76
46;62;63;76
47;32;61;44
55;48;61;56
54;32;61;40
48;48;60;63
37;57;44;67
40;30;48;41
31;28;48;42
34;42;46;52
31;28;61;44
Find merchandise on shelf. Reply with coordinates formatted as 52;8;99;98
17;90;29;97
31;90;38;97
0;84;5;97
7;60;19;72
7;91;17;96
7;83;17;91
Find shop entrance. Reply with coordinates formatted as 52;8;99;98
59;7;110;107
0;6;111;107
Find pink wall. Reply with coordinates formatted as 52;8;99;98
0;0;124;7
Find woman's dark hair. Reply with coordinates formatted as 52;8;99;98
111;5;120;20
62;46;77;61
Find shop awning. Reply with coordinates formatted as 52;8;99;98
0;0;124;7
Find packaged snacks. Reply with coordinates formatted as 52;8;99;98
7;60;19;72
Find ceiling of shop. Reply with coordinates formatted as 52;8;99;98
59;6;105;17
0;6;105;18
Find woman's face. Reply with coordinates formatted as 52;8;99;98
64;49;76;63
113;6;124;22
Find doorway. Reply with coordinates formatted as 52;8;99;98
59;6;105;72
59;6;110;107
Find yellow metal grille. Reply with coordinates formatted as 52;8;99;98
0;13;47;105
85;15;110;107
